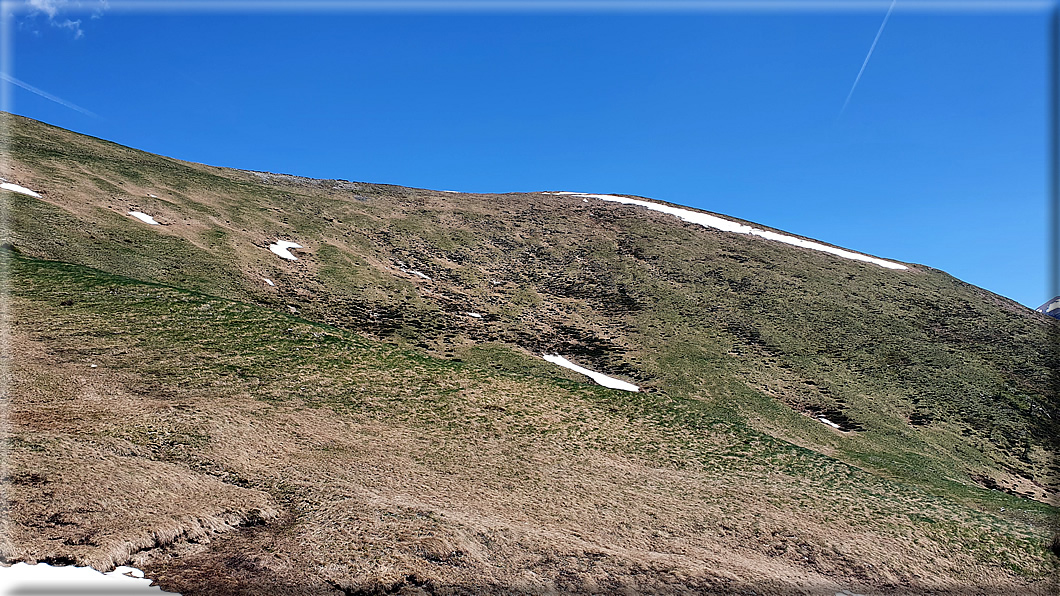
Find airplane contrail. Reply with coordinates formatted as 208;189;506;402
0;73;97;117
839;0;897;117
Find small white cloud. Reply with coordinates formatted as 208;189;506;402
21;0;107;39
56;18;83;38
27;0;62;18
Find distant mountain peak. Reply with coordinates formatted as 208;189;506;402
1036;296;1060;319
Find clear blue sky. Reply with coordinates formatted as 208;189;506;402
5;1;1054;309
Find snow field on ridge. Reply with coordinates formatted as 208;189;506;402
553;192;908;271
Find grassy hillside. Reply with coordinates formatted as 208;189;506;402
3;112;1058;594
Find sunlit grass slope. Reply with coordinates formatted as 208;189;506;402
7;251;1057;594
3;112;1058;594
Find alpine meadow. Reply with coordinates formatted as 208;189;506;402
2;113;1058;595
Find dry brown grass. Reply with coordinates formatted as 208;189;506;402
3;332;279;572
5;314;1054;595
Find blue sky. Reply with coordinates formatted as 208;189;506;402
5;1;1054;309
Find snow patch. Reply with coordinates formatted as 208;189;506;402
1;182;42;198
400;268;431;281
818;417;842;430
552;192;907;271
542;354;639;392
0;563;175;594
466;312;483;318
148;194;159;198
263;278;276;287
269;240;302;261
128;211;160;225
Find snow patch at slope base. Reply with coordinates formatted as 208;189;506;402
129;211;160;225
269;241;302;261
542;354;639;392
0;563;176;594
555;192;907;271
0;182;42;198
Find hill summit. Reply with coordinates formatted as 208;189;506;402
2;113;1058;595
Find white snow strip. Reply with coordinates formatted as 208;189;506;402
148;193;159;198
403;269;431;280
552;192;907;270
542;354;639;392
466;312;483;318
439;190;460;193
128;211;160;225
263;278;276;286
0;182;42;198
819;417;842;429
0;562;175;594
269;240;302;261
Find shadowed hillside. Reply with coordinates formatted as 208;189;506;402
2;112;1058;594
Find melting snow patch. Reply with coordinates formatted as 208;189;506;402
466;312;483;318
129;211;160;225
263;278;276;286
269;240;302;261
552;192;907;271
542;354;639;392
0;563;175;594
399;268;431;281
148;193;159;198
819;417;842;430
0;182;42;198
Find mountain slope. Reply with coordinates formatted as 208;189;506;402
2;113;1058;594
